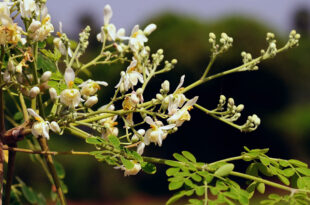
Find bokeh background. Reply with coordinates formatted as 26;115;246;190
12;0;310;204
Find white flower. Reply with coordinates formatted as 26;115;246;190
29;86;40;98
167;96;198;127
20;0;36;19
129;25;148;52
0;2;13;26
3;70;10;82
100;115;119;139
115;58;144;92
60;67;82;108
103;4;113;26
41;71;52;82
137;142;145;155
144;23;157;36
27;108;50;140
121;161;141;176
53;22;72;56
167;75;187;115
144;116;175;147
60;89;81;108
84;96;98;107
49;87;58;101
79;79;108;98
28;14;54;42
50;121;61;134
0;23;24;45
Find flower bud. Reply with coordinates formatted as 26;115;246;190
161;80;170;92
144;23;157;35
84;96;98;107
49;88;58;101
30;86;40;98
103;4;113;25
137;142;145;155
131;135;139;143
41;71;52;82
50;121;61;133
156;93;163;101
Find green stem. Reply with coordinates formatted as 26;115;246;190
38;137;66;205
194;104;242;131
32;42;66;204
201;55;216;79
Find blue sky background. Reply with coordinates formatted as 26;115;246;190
47;0;310;36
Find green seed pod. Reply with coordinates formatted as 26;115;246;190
214;163;234;177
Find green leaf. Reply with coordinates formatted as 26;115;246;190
191;173;202;182
37;53;57;72
120;157;134;169
259;156;270;166
13;112;23;121
166;191;186;205
277;174;290;186
281;168;295;177
54;161;65;179
289;159;308;168
182;151;196;163
21;184;37;204
166;167;180;176
184;179;195;188
165;160;182;167
173;153;188;162
86;137;104;145
36;193;47;205
214;163;234;177
296;167;310;176
195;186;205;196
141;162;156;174
60;180;68;194
279;160;290;167
257;183;265;194
108;135;120;148
297;177;310;189
38;41;46;48
131;151;143;162
74;77;84;84
168;181;184;191
188;199;203;205
197;171;213;183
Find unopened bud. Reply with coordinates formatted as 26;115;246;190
85;96;98;107
156;93;163;101
41;71;52;82
49;88;58;101
50;121;61;133
161;80;170;92
144;23;157;35
30;86;40;98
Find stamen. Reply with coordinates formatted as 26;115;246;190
68;81;74;88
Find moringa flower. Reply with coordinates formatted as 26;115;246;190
79;79;108;98
129;25;148;52
144;116;175;147
19;0;36;19
115;58;144;93
84;95;98;107
167;96;198;127
60;67;82;108
0;1;13;26
27;108;50;140
28;14;54;42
